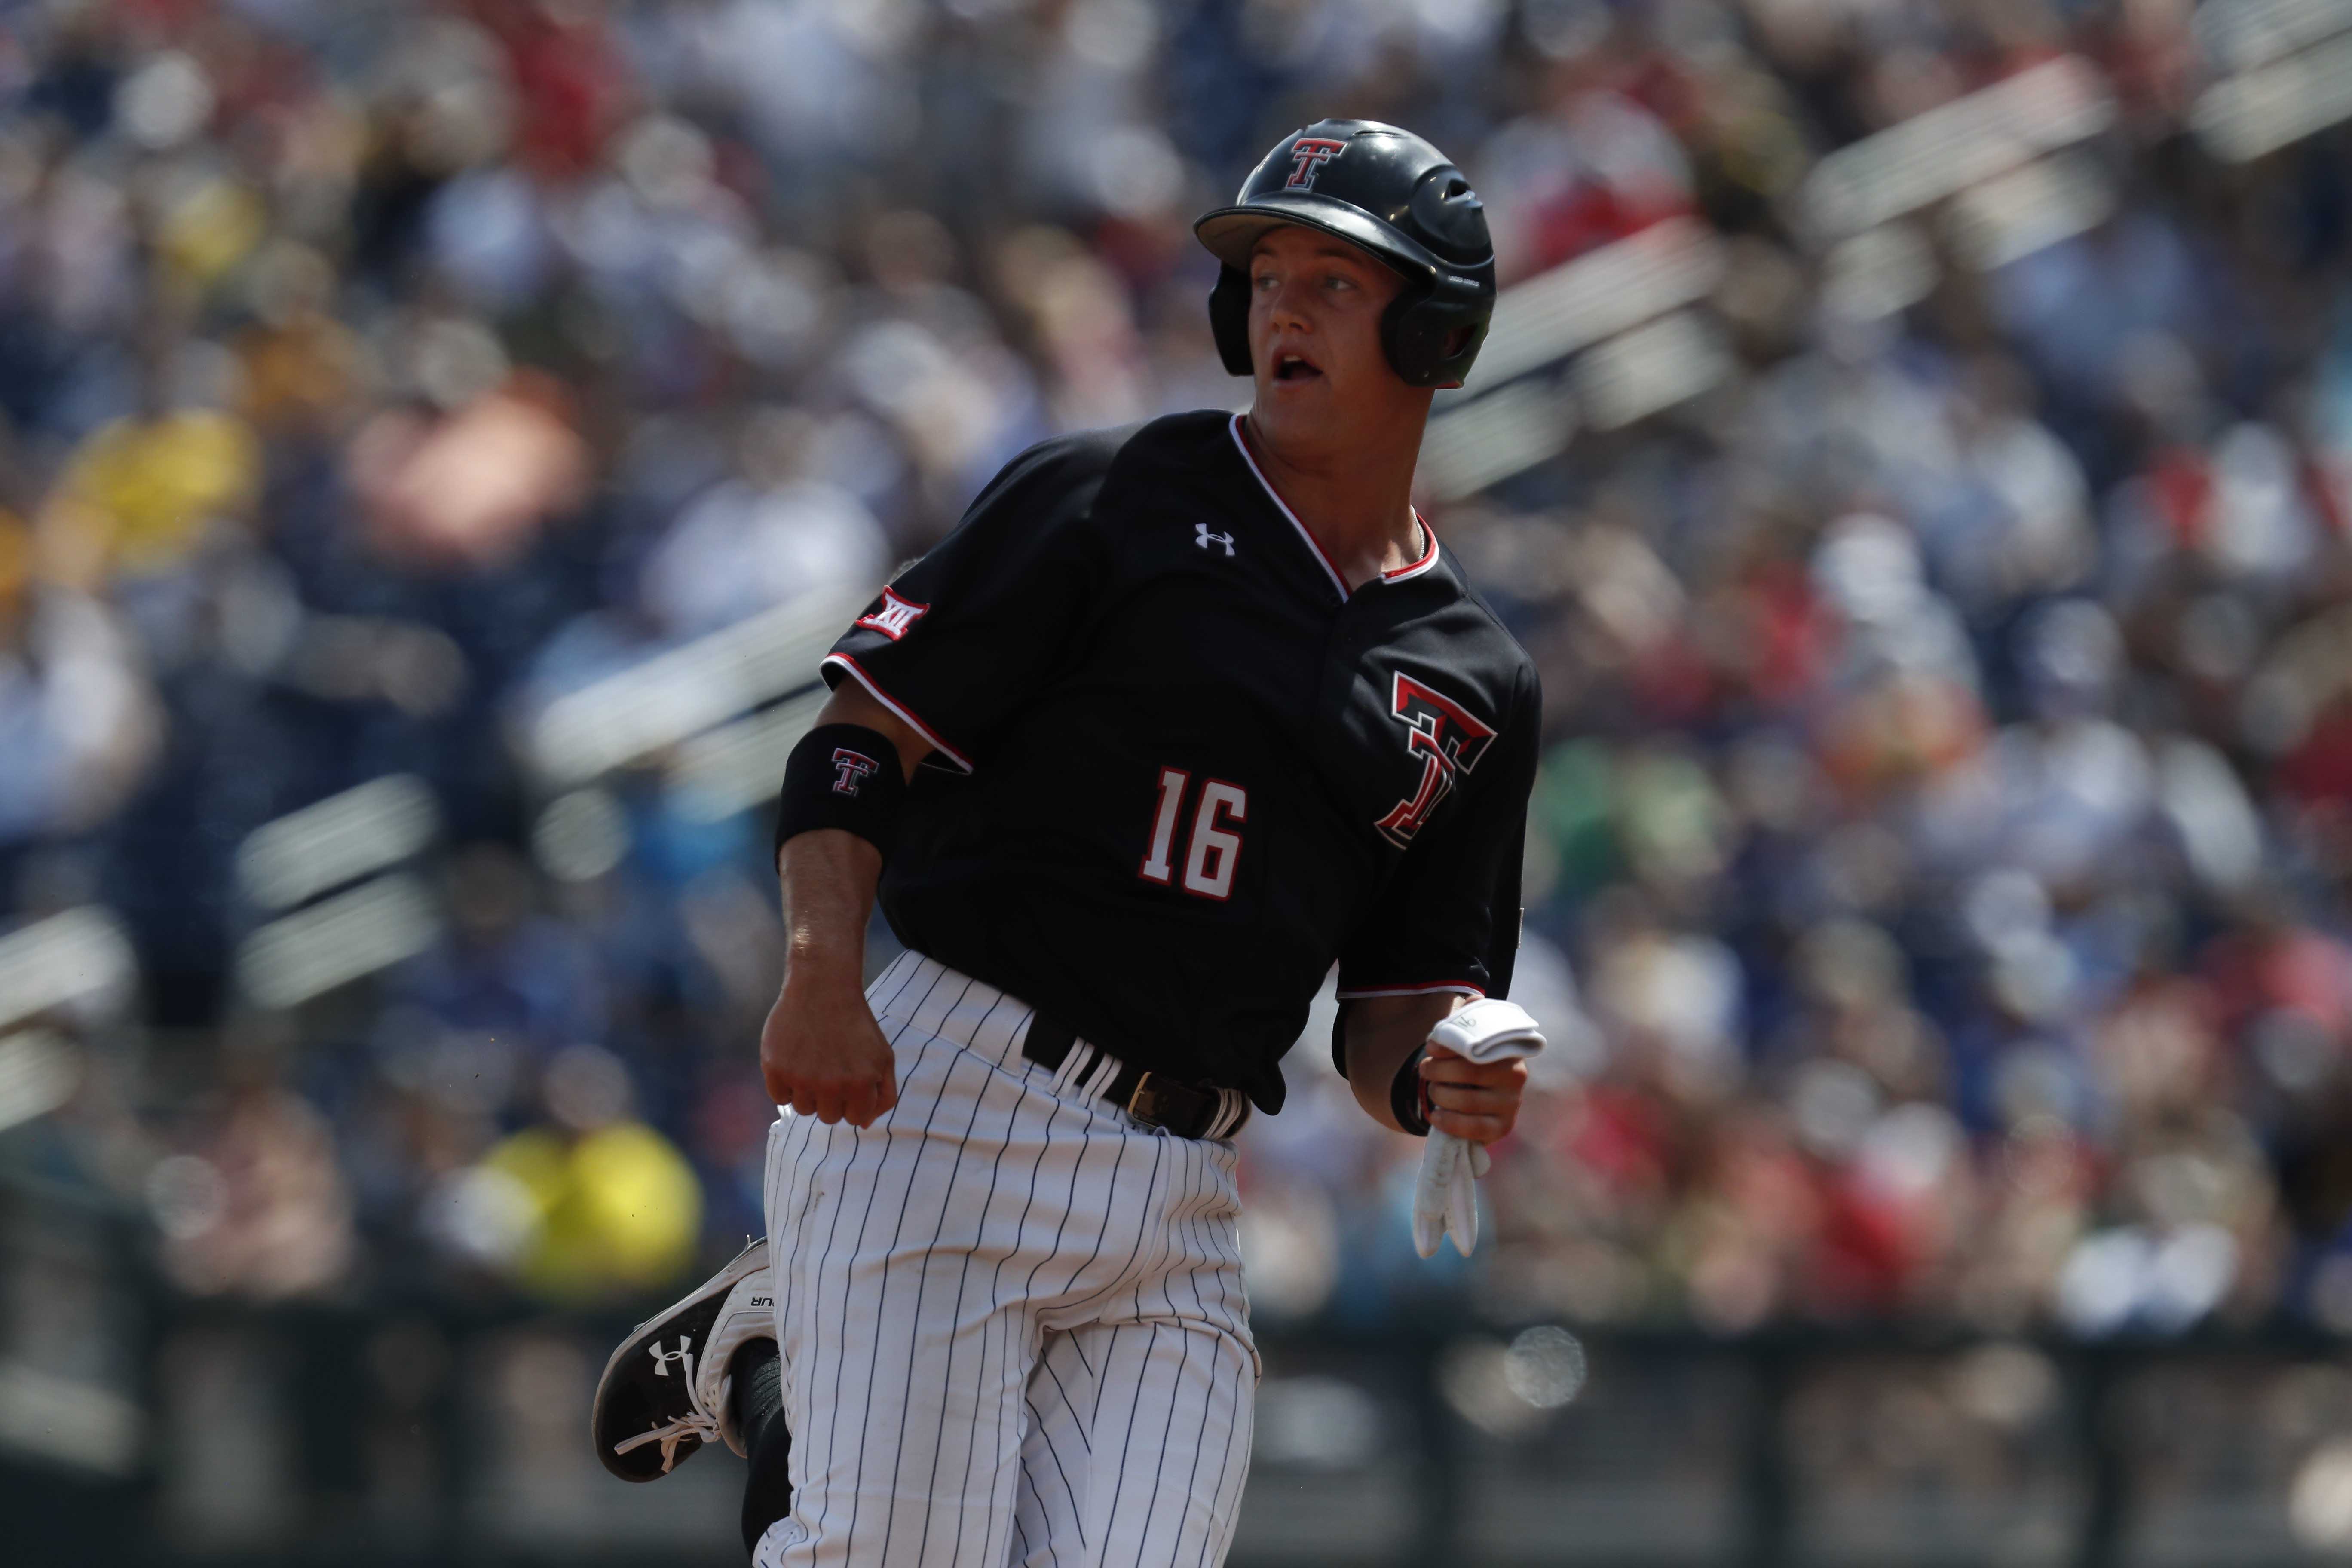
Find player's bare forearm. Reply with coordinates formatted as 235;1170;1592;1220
759;687;930;1125
1341;993;1528;1144
777;828;882;982
763;830;895;1123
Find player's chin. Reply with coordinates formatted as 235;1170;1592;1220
1253;380;1357;447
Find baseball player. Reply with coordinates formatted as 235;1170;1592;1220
590;119;1540;1568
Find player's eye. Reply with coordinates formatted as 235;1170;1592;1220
1252;272;1278;292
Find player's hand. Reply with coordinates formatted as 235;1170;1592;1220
760;971;899;1127
1419;1044;1527;1145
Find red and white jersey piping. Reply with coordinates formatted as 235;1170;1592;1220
1226;414;1441;599
1380;511;1440;582
820;652;976;773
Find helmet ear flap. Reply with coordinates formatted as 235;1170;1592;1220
1382;281;1492;388
1381;287;1449;388
1209;266;1253;377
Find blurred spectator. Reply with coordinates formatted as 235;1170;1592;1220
345;325;587;576
149;1046;358;1302
0;512;160;842
385;842;606;1063
439;1043;701;1305
39;337;259;588
637;405;888;639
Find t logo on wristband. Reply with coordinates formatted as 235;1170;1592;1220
831;749;879;796
776;722;909;863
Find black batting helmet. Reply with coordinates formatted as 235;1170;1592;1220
1194;120;1496;389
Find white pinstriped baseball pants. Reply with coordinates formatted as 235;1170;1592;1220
754;951;1259;1568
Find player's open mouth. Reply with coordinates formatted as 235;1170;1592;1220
1274;352;1321;381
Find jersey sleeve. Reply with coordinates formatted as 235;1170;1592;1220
1332;664;1540;1060
821;434;1114;771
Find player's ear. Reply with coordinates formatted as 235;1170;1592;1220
1436;325;1478;388
1411;329;1473;390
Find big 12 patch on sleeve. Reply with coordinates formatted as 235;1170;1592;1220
856;587;929;640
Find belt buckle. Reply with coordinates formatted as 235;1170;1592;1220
1123;1071;1165;1128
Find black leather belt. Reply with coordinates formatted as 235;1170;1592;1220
1020;1015;1250;1140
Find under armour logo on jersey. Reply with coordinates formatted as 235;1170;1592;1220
856;587;928;641
831;747;879;796
1375;672;1498;848
1196;525;1236;557
1285;137;1348;190
648;1337;693;1377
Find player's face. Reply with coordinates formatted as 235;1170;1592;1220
1245;227;1419;447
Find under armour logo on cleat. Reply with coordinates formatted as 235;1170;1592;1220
1196;525;1235;556
649;1337;693;1377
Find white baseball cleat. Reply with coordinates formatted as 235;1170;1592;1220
590;1237;775;1480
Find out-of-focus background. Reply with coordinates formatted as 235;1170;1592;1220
6;0;2352;1563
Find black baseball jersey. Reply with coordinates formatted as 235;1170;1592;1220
821;410;1539;1113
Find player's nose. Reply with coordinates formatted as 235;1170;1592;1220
1256;272;1315;330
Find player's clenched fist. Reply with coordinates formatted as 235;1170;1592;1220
760;975;899;1126
1418;1044;1529;1144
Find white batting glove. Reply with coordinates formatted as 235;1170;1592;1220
1410;999;1544;1259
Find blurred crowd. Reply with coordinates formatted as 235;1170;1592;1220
2;0;2352;1345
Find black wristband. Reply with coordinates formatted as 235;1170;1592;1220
774;723;907;863
1391;1046;1432;1138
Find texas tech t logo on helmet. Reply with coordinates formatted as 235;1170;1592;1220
1284;136;1348;190
1375;672;1497;847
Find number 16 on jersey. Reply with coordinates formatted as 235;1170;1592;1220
1139;767;1248;901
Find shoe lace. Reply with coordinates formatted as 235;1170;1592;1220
610;1346;722;1474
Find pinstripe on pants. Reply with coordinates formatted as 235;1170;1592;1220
754;952;1259;1568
